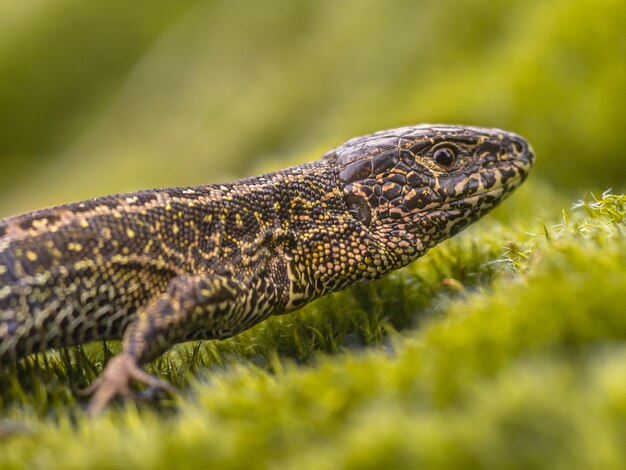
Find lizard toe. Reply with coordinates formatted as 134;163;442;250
83;353;174;416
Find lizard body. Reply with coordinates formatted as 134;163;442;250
0;125;534;412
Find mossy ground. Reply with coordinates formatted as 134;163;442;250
1;192;624;469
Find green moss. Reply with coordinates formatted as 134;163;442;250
1;193;624;469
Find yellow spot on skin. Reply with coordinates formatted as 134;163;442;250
26;250;37;261
74;260;92;271
0;286;11;299
79;219;90;228
172;225;180;235
0;265;6;275
126;228;135;239
68;243;83;252
32;219;49;229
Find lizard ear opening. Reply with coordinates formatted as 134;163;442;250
343;193;372;227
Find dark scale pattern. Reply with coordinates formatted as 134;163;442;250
0;124;534;412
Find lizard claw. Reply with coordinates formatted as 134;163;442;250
81;353;176;416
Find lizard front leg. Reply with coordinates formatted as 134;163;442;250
85;273;275;414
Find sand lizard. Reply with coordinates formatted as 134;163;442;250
0;125;534;413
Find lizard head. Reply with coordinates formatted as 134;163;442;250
329;124;534;264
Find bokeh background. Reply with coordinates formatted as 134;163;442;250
0;0;624;218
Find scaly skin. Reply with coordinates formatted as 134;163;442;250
0;124;534;413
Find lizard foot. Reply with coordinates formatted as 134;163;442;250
81;353;176;416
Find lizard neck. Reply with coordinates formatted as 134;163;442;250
243;162;396;312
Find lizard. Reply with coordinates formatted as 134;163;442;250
0;124;534;414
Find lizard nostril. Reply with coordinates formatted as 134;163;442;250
508;136;535;168
510;139;528;155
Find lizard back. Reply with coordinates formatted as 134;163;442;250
0;125;534;364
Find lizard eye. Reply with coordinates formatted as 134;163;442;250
433;146;457;168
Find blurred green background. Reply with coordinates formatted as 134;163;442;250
0;0;624;217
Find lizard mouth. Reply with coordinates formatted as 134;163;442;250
439;183;514;211
406;178;524;239
438;160;531;212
